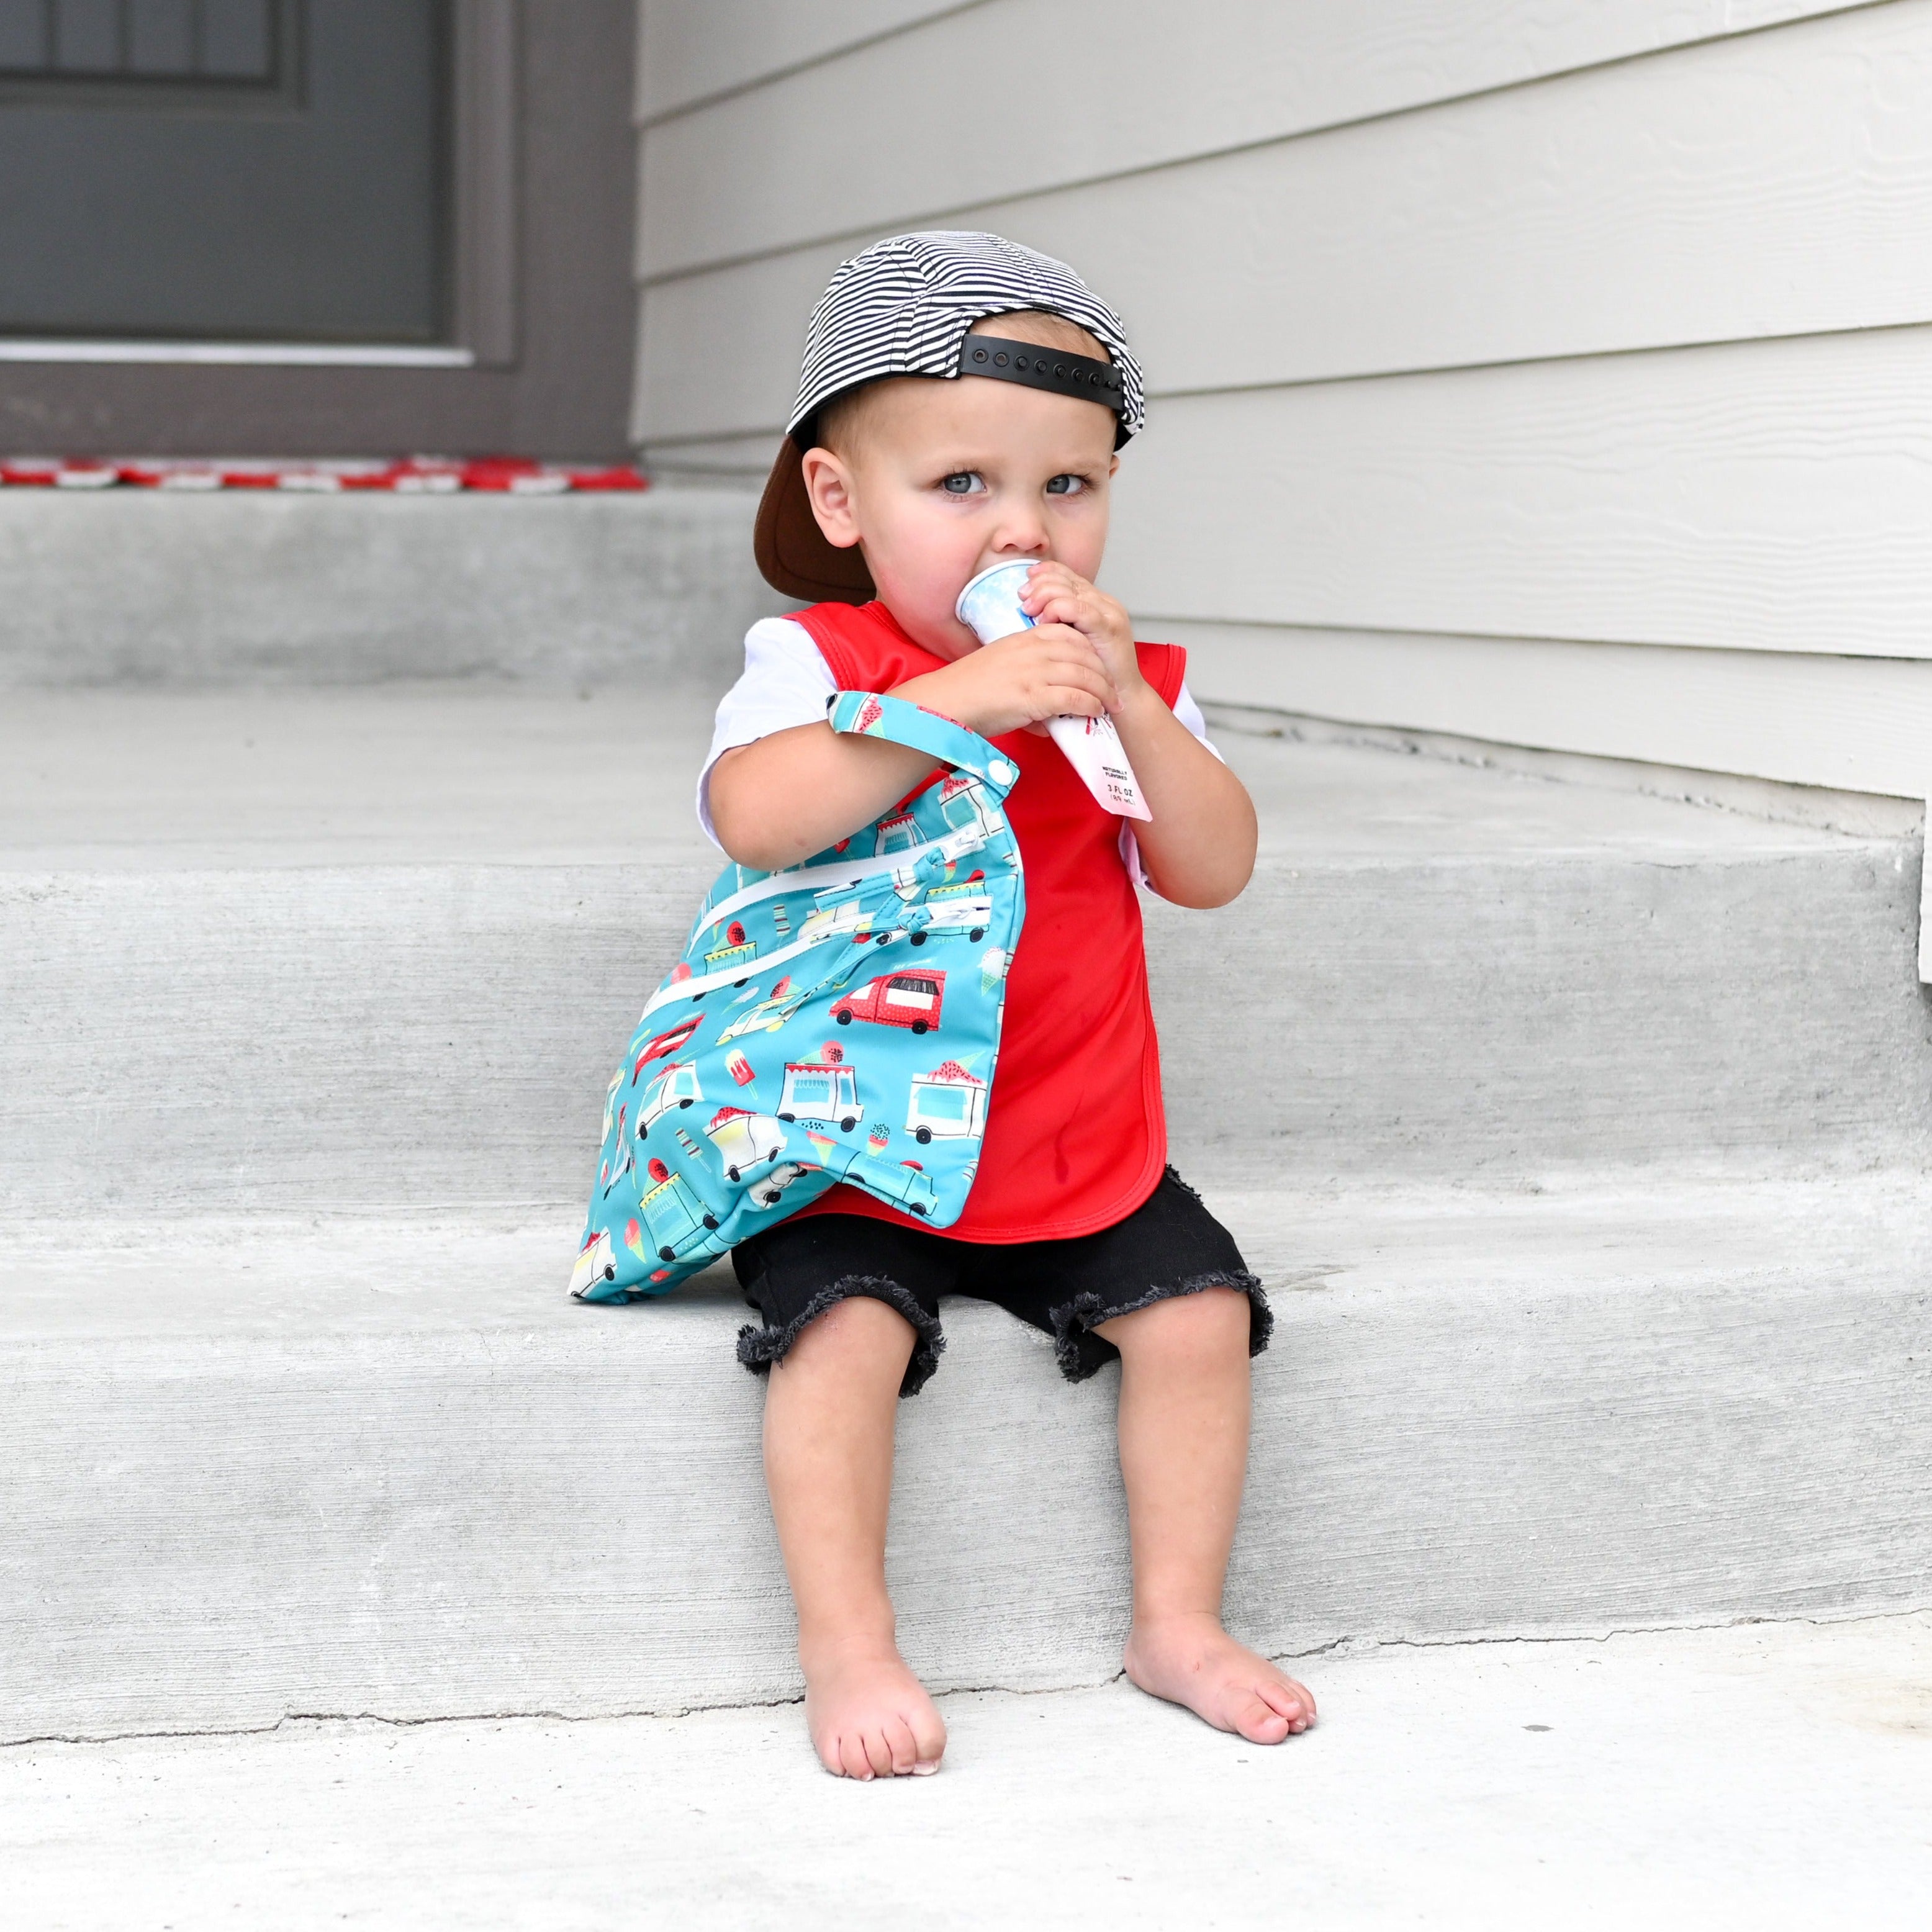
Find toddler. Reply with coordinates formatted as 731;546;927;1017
704;232;1315;1777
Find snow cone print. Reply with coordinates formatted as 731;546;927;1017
868;1124;891;1153
979;946;1009;995
624;1219;647;1263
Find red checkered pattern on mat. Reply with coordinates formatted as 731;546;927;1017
0;457;648;492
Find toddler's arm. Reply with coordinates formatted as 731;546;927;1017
707;626;1118;872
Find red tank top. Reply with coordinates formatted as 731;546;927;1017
785;600;1186;1244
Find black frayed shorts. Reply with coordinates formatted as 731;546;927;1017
731;1167;1268;1397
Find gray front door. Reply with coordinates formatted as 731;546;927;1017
0;1;447;342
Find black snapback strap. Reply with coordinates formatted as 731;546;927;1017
959;336;1127;413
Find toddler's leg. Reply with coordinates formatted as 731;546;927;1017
762;1295;948;1779
1100;1288;1317;1743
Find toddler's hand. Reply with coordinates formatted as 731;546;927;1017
1019;562;1145;705
900;623;1117;739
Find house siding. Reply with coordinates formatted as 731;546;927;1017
632;0;1932;797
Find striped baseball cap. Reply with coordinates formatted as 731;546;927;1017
754;231;1144;605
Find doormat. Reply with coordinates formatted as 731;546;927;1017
0;456;649;493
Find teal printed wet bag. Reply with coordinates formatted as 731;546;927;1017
570;690;1025;1301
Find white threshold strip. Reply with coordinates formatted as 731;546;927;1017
0;341;476;368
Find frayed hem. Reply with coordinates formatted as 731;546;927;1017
736;1274;946;1397
1047;1270;1271;1384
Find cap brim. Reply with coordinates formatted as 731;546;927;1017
753;438;875;605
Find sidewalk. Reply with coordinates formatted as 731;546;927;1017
7;1614;1929;1930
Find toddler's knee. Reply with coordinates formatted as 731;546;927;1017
1105;1284;1253;1366
782;1290;917;1364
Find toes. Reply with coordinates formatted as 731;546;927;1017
883;1715;919;1777
837;1731;876;1781
1258;1676;1316;1730
911;1705;948;1774
1233;1693;1293;1745
859;1726;896;1779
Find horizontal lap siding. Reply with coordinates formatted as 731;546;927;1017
637;4;1932;441
1106;330;1932;662
635;0;1871;278
634;1;977;122
1173;628;1932;798
632;0;1931;793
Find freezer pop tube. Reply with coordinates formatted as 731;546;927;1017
953;560;1150;821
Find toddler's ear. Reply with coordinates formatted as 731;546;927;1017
800;448;864;551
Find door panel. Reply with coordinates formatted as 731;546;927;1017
0;0;447;340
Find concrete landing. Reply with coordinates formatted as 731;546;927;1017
0;486;780;687
4;1179;1926;1742
6;1615;1928;1930
0;682;1878;869
3;688;1924;1213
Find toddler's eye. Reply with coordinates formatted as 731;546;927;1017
1045;474;1086;496
940;471;984;495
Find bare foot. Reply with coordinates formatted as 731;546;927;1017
801;1636;948;1779
1124;1612;1317;1743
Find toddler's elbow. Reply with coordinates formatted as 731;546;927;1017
708;765;787;871
1149;862;1253;910
715;819;792;873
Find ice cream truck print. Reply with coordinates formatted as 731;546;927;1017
703;920;758;982
854;1157;938;1218
938;770;999;844
833;970;944;1034
636;1060;702;1139
908;875;992;944
717;975;807;1044
569;1228;617;1296
906;1060;986;1144
636;1157;720;1262
601;1102;635;1195
874;809;921;855
779;1053;864;1133
705;1105;788;1181
797;890;878;950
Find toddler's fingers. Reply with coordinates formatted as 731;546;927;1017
1026;580;1094;622
1043;682;1109;718
1026;620;1110;670
1021;559;1088;605
1036;647;1119;706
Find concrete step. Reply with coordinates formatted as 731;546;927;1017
7;1614;1929;1930
4;1177;1926;1743
2;687;1926;1214
0;485;776;687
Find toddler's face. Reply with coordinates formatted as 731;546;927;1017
800;353;1120;661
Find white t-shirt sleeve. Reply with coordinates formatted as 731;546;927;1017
697;619;1225;890
696;616;837;849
